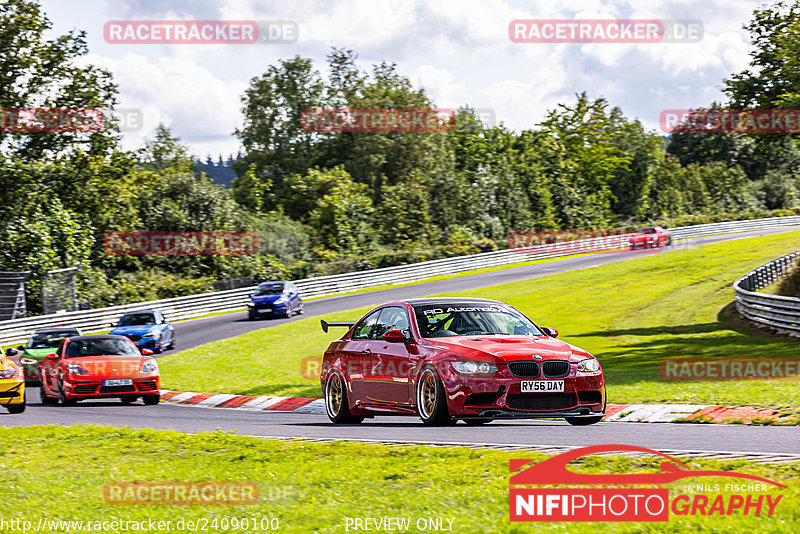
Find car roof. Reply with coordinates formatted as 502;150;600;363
120;310;157;315
62;334;133;342
259;280;287;285
404;297;505;306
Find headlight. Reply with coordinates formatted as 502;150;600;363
0;368;19;379
20;357;37;365
141;359;158;373
67;362;90;375
274;296;287;304
141;331;155;338
451;361;498;374
576;359;600;373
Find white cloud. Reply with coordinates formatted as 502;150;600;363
80;52;246;156
43;0;761;155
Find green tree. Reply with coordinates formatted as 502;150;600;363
0;0;118;161
234;56;325;203
375;172;433;246
308;173;375;254
138;125;196;173
539;93;631;228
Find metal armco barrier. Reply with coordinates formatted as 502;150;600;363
733;251;800;337
1;215;800;346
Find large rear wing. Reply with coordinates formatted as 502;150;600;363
320;320;356;333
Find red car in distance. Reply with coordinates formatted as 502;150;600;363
629;226;671;249
39;334;161;406
320;298;605;426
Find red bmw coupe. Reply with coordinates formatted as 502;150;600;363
320;298;605;426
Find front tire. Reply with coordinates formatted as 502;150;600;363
40;384;58;405
416;366;453;426
7;395;25;414
324;371;363;424
166;332;176;350
565;416;604;426
121;396;137;405
59;383;76;406
143;394;160;405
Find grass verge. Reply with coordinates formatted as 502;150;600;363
158;231;800;407
1;426;796;533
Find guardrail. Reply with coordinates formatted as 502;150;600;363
733;251;800;337
1;215;799;346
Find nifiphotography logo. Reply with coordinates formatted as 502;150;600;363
509;444;785;522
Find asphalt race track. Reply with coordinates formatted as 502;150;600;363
6;389;800;457
174;226;800;350
4;226;800;456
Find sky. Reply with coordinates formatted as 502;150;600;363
39;0;762;159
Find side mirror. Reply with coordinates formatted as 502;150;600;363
542;327;559;338
382;329;409;343
45;353;59;361
5;348;18;357
141;348;154;355
16;345;25;351
110;323;117;328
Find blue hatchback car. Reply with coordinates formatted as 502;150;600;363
247;281;303;320
109;310;175;353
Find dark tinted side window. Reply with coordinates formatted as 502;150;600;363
351;309;382;340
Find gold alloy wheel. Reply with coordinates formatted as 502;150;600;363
326;373;343;416
419;370;437;418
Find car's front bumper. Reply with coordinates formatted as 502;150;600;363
20;360;42;382
439;363;605;417
248;304;288;316
0;378;25;405
120;335;160;349
64;378;160;399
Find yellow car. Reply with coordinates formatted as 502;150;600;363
0;346;25;413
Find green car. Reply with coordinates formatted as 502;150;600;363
16;327;82;383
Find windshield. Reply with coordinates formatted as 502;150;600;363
253;283;285;296
65;338;140;358
117;313;156;326
412;303;543;338
27;330;79;349
636;228;656;234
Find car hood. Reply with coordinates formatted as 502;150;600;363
23;347;60;359
110;325;159;336
250;294;284;304
0;357;19;372
424;336;588;363
67;355;150;377
630;234;655;240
